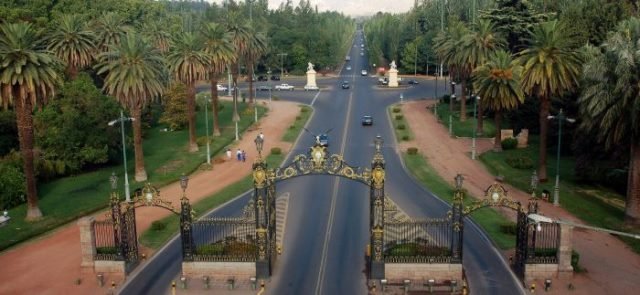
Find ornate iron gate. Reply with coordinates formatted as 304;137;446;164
120;205;139;272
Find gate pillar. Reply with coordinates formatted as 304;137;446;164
369;136;385;279
180;191;194;261
450;175;465;263
253;157;271;278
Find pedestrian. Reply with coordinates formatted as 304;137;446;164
259;131;264;140
236;149;242;161
241;150;247;162
226;148;232;160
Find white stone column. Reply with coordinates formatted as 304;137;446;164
306;69;317;88
78;216;96;270
557;223;574;278
388;68;399;87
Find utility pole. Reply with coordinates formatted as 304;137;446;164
278;53;288;78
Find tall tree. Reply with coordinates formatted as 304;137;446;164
93;12;130;53
201;22;235;136
167;31;209;152
95;32;165;182
460;20;506;133
434;21;469;114
579;18;640;225
473;50;525;151
517;20;582;182
244;26;268;106
46;14;96;79
225;12;251;140
0;22;61;220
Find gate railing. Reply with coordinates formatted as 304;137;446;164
527;222;559;264
94;220;119;261
384;218;453;263
191;217;257;262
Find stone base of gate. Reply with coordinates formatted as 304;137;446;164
524;263;567;282
384;263;463;286
182;262;256;289
94;260;126;277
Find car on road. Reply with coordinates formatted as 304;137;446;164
361;115;373;126
341;81;350;89
360;52;364;56
408;79;419;85
256;85;272;91
346;65;351;71
345;56;351;61
217;84;228;92
270;75;280;81
257;75;268;81
361;70;368;76
318;134;329;146
275;83;294;91
378;77;388;85
304;85;319;91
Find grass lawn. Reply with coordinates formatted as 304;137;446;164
479;136;640;254
0;101;266;251
435;101;497;138
403;153;516;249
140;154;284;249
389;104;413;141
282;105;313;142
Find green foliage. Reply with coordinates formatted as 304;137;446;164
150;220;166;231
95;246;118;254
270;147;282;155
0;162;25;209
501;138;518;150
505;155;534;169
499;222;518;235
282;105;313;143
396;124;406;130
395;115;403;120
33;73;121;179
401;135;410;141
392;108;401;113
480;0;552;52
407;147;418;155
571;250;584;272
159;84;189;131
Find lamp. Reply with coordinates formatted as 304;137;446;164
536;223;542;232
180;174;189;192
380;279;387;291
145;189;153;203
374;135;383;151
530;170;539;194
427;279;435;293
451;280;458;292
250;277;257;290
110;172;118;190
404;279;411;292
491;191;500;202
454;174;464;190
254;135;264;156
545;279;552;291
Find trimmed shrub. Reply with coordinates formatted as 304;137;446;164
501;137;518;150
499;222;517;235
271;147;282;155
196;136;212;146
407;147;418;155
441;94;451;104
572;250;584;272
150;220;166;231
289;125;295;129
401;135;410;141
392;108;401;113
300;107;308;113
396;124;406;130
296;116;302;120
0;162;25;209
395;115;404;120
505;155;534;169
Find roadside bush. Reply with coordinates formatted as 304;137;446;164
501;137;518;150
401;135;410;141
296;116;302;120
441;94;451;104
392;108;401;113
196;136;213;146
271;147;282;155
159;83;188;131
505;155;534;169
150;220;166;231
300;107;308;113
0;162;25;209
499;222;517;235
407;147;418;155
395;115;404;120
396;124;406;130
289;125;295;129
572;250;584;272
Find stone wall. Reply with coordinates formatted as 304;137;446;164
77;217;96;271
525;263;558;282
182;261;256;289
94;260;126;275
385;263;463;286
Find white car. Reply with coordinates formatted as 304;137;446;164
361;70;368;76
346;66;352;71
217;84;228;92
275;83;294;91
304;85;319;91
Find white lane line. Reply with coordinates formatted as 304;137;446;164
310;89;322;106
314;91;354;295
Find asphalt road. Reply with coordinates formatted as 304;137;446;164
121;30;524;295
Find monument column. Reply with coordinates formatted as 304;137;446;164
388;60;399;88
305;62;317;88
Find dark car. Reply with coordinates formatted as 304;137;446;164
256;85;272;91
270;75;280;81
318;134;329;146
341;81;350;89
362;115;373;126
408;79;419;85
257;75;268;81
245;76;256;82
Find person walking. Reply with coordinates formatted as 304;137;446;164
259;131;264;140
226;148;232;160
241;150;247;162
236;149;242;161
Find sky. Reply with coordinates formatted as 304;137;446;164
207;0;415;16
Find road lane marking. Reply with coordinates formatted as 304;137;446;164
310;89;322;106
314;91;354;295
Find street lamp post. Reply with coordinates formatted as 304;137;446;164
530;170;539;198
471;95;480;160
547;109;575;206
108;110;135;202
267;68;272;102
449;94;456;136
203;95;211;165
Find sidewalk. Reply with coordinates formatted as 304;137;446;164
0;100;300;295
400;100;640;294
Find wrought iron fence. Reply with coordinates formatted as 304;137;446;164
384;218;452;263
94;220;119;260
192;217;257;262
527;222;559;264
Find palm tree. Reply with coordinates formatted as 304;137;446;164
201;22;235;136
167;31;210;152
434;22;469;113
473;50;525;151
460;20;506;134
46;14;96;79
143;22;171;54
517;20;582;181
93;12;130;53
225;14;251;140
244;27;268;106
0;22;61;220
95;32;165;182
579;18;640;225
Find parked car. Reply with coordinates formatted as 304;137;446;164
217;84;228;92
275;83;294;91
360;52;364;56
341;81;350;89
270;75;280;81
346;65;352;71
318;134;329;146
256;85;272;91
304;85;319;91
361;70;368;76
408;79;419;85
378;77;389;85
345;56;351;61
257;75;268;81
361;115;373;126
